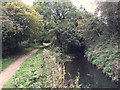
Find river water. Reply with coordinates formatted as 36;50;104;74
65;53;119;88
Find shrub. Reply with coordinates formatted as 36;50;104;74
85;42;120;81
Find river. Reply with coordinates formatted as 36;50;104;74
65;53;119;88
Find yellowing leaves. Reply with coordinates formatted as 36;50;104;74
3;2;43;51
25;12;32;16
6;3;10;7
11;2;14;6
18;84;24;88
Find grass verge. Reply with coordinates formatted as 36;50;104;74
4;49;43;88
2;47;36;71
2;56;19;71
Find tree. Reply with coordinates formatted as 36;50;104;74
95;2;119;41
33;1;85;53
2;2;43;56
33;1;79;22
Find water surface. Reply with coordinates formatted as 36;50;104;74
65;54;119;88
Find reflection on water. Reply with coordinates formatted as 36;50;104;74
65;54;119;88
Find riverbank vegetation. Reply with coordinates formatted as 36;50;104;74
2;47;37;71
84;2;120;81
1;0;120;88
5;48;81;88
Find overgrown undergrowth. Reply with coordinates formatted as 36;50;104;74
4;49;43;88
4;48;81;88
85;42;120;81
42;49;81;88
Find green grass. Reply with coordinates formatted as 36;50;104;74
2;56;19;71
2;47;36;71
2;42;49;71
4;48;81;88
4;49;43;88
23;47;35;53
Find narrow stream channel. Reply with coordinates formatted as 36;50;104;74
65;53;119;88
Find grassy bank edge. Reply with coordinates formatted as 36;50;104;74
4;49;43;88
85;43;119;82
2;47;36;71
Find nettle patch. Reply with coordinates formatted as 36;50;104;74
13;70;42;88
86;43;120;81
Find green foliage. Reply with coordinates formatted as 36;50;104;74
96;2;119;35
2;2;43;57
5;49;81;88
85;42;120;81
2;56;19;71
33;1;85;53
79;2;120;82
54;21;84;49
42;49;81;88
34;1;79;22
2;47;35;71
2;1;120;87
4;49;43;88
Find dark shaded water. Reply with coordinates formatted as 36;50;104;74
65;54;119;88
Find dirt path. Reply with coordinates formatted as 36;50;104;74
0;48;39;89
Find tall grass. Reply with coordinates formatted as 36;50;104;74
41;49;81;88
4;49;81;88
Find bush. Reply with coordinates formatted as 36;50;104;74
85;42;120;81
2;2;43;57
